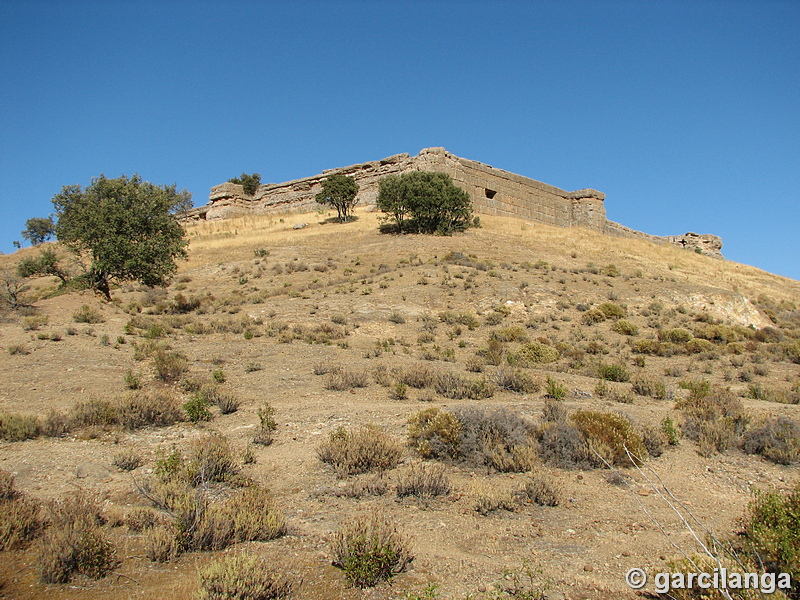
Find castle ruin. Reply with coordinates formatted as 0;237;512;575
185;147;722;257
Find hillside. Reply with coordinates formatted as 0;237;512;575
1;208;799;600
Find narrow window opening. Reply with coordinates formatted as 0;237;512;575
484;188;497;199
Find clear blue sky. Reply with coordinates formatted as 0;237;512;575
1;1;798;280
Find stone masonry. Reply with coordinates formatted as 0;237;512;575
183;147;722;258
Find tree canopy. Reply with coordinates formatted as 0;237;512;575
228;173;262;196
21;217;56;246
315;173;359;222
377;171;473;235
52;174;189;300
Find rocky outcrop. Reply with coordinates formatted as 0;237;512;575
189;147;723;257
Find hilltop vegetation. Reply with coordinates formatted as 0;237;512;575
0;208;798;599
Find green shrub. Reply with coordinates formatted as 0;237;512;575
582;309;606;324
408;408;462;459
197;552;293;600
612;319;639;336
632;338;660;354
331;510;413;587
738;483;800;599
597;302;625;320
597;363;630;382
254;401;277;445
72;304;104;323
183;394;212;423
570;410;647;467
516;341;559;364
317;425;403;476
0;413;41;441
544;376;568;400
658;328;693;344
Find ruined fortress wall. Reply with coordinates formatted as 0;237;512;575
187;147;722;258
200;147;607;231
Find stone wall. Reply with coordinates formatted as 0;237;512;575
185;147;722;258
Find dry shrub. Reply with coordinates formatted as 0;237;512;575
638;423;667;458
112;449;143;471
521;475;562;507
317;425;403;476
69;399;116;428
153;349;189;383
331;510;413;588
631;373;667;399
42;409;70;437
324;368;369;391
743;417;800;465
396;464;452;499
453;407;538;472
197;552;293;600
144;524;180;562
394;363;436;389
491;326;529;343
408;407;462;459
541;400;568;423
0;470;45;551
125;507;158;532
187;433;239;485
0;468;14;500
494;368;542;393
38;495;116;583
0;412;41;441
677;386;749;456
434;372;495;400
332;476;389;499
116;389;184;429
535;421;592;469
570;410;647;467
471;481;518;515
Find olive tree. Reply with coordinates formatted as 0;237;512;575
377;171;473;234
21;217;56;246
52;174;189;300
315;173;359;222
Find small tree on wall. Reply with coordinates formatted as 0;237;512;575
228;173;262;196
315;173;359;223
